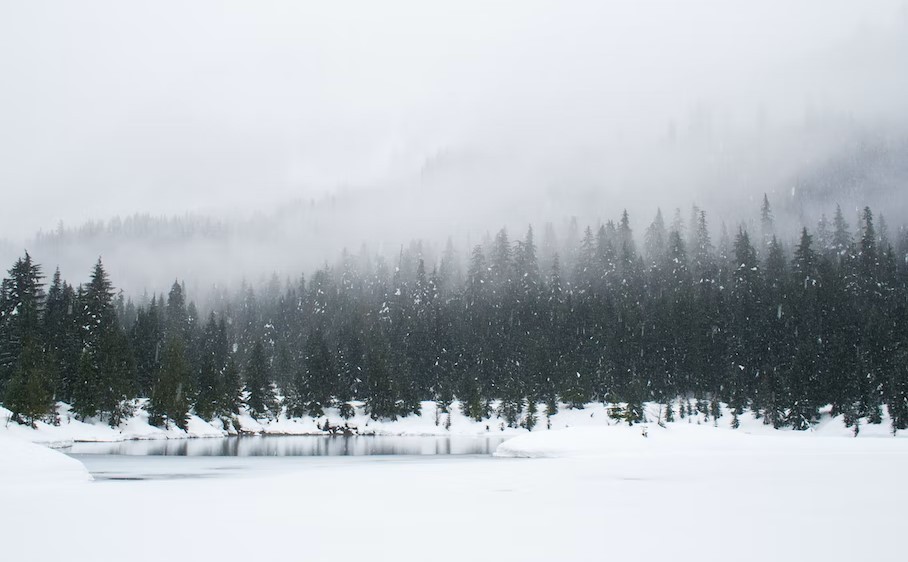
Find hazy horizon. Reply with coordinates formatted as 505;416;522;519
2;1;907;294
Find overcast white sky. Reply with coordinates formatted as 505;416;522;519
1;0;906;241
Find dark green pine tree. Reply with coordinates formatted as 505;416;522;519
148;336;191;429
69;326;98;422
184;300;203;398
387;264;419;416
609;211;646;414
130;297;163;398
303;327;334;417
245;340;278;420
819;244;856;419
218;355;244;418
145;281;195;428
540;254;565;414
408;258;435;402
42;269;81;404
523;399;538;431
334;323;362;419
460;245;492;421
69;258;135;425
41;269;64;401
489;228;522;426
760;194;775;252
165;280;190;341
430;270;456;413
4;340;55;427
283;367;308;419
759;236;789;428
363;324;401;420
663;229;694;399
727;229;761;414
887;324;908;434
97;319;136;426
0;253;57;425
785;228;821;429
0;254;45;397
513;226;543;420
831;204;853;263
664;401;675;423
194;312;223;421
856;207;884;423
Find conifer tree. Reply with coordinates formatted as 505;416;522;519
194;312;223;420
788;228;821;429
727;229;761;412
644;208;668;266
218;355;244;417
130;298;162;397
0;253;46;406
148;336;191;429
4;339;55;426
760;194;775;251
303;327;334;417
70;258;134;425
832;204;852;259
245;340;278;419
363;326;401;420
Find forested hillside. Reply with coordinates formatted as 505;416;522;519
2;198;907;435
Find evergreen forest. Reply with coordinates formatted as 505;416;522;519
2;198;908;435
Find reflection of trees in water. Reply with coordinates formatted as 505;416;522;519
75;436;508;457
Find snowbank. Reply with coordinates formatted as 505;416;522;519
0;403;225;447
4;399;907;446
496;405;908;459
494;422;755;458
0;434;91;484
1;400;554;445
496;424;651;458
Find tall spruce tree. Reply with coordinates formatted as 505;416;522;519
245;340;278;419
71;258;134;425
148;336;191;429
0;253;58;425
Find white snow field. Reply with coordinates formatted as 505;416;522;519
0;433;91;485
3;404;908;561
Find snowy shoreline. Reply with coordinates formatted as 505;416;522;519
5;399;907;449
0;399;547;447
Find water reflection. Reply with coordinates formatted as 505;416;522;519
65;435;508;457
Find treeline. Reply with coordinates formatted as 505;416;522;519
2;198;908;434
35;213;231;245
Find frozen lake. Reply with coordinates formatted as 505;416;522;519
8;424;908;561
63;435;510;481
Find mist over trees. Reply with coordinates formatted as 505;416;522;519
5;129;907;302
2;198;908;435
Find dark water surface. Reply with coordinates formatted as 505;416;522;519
64;435;510;481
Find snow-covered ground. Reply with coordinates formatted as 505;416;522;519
0;433;91;485
2;401;907;560
3;410;908;561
